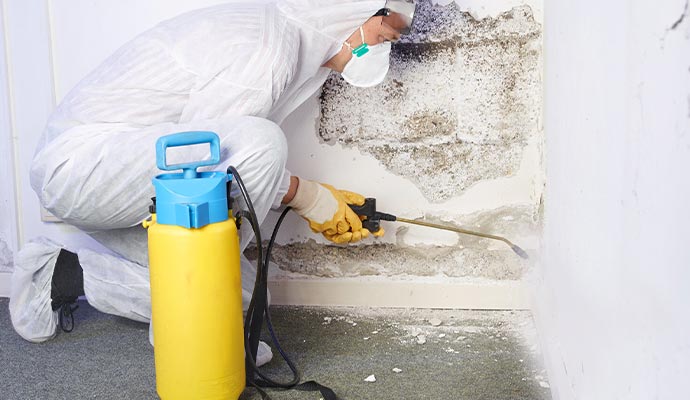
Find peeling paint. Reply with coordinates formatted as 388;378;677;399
319;1;542;202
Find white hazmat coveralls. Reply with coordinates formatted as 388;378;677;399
9;0;384;360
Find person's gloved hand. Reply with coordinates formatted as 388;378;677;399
287;178;372;244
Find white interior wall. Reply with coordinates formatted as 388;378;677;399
0;2;19;293
0;6;16;247
538;0;690;398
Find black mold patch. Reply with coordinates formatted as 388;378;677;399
319;1;542;202
391;40;458;62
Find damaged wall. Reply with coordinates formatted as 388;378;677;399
273;0;544;281
320;3;541;202
3;0;544;288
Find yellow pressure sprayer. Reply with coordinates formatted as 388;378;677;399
143;131;245;399
142;131;339;400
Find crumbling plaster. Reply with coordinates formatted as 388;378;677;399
255;204;538;280
320;2;541;202
271;0;544;280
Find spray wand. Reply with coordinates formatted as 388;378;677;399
349;198;529;259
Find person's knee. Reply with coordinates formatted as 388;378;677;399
29;136;116;230
221;117;288;172
29;147;74;221
246;118;288;168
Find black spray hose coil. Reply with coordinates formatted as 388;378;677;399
229;167;339;400
226;167;302;393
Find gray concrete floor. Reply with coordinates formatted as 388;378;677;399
1;298;550;399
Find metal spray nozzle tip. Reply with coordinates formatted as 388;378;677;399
511;245;529;260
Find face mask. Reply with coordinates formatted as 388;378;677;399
341;42;391;88
341;27;392;88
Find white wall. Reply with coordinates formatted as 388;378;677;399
0;2;18;273
537;0;690;398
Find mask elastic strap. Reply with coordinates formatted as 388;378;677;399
346;26;370;57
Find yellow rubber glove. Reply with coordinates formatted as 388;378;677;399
287;179;371;244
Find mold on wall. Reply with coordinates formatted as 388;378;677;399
319;1;542;202
270;0;543;281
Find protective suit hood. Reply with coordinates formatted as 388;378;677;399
269;0;385;124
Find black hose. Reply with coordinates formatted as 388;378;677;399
261;207;301;386
227;167;301;391
227;166;264;373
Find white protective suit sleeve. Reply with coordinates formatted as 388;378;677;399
11;0;384;348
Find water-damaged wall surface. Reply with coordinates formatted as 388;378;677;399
268;0;544;280
320;2;542;202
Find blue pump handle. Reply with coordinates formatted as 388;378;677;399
156;131;221;179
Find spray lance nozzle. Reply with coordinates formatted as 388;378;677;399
349;198;529;260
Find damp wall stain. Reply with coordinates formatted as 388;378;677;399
319;1;542;203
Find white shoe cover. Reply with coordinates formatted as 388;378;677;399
256;340;274;367
9;238;62;343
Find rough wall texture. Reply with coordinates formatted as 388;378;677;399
319;1;541;202
266;1;543;280
259;204;538;279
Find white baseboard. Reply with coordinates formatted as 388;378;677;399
268;277;530;310
0;271;529;310
0;271;11;298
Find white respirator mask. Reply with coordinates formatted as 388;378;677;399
341;27;392;88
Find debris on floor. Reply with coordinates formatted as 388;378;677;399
254;306;552;400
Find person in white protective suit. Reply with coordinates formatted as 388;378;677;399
9;0;416;366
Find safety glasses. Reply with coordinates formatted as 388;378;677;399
374;0;417;36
